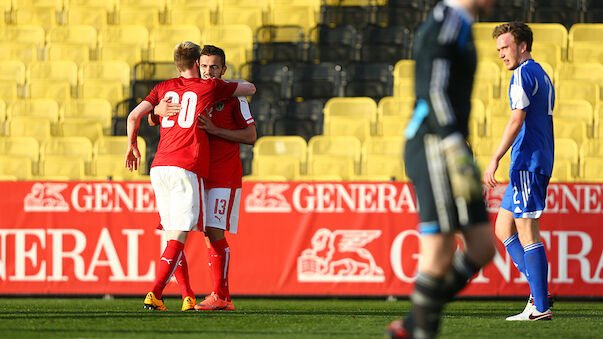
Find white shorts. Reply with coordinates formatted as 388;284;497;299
150;166;205;231
204;187;241;234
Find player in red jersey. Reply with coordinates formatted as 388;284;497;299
124;41;256;311
152;45;256;311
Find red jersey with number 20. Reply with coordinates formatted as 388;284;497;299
144;77;237;178
206;97;255;189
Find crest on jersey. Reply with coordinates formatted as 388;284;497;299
244;183;291;213
297;228;385;282
24;182;69;212
215;102;225;111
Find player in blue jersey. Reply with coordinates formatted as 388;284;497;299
484;22;554;321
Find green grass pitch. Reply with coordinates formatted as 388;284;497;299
0;297;601;338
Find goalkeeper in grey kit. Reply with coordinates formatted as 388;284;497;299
386;0;497;338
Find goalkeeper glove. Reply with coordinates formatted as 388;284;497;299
441;133;482;202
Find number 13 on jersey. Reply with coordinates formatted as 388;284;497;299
161;91;198;128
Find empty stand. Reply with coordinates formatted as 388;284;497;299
244;62;291;102
271;4;317;35
308;135;361;178
344;63;394;100
0;154;33;179
0;135;39;166
554;118;588;145
324;116;371;143
555;137;579;178
60;98;113;133
252;155;301;180
47;24;97;49
272;99;323;141
324;97;377;133
39;155;86;179
7;116;51;143
60;118;103;143
292;63;343;99
0;42;38;66
117;7;160;30
169;7;210;30
46;43;90;66
8;99;59;126
28;60;78;87
0;60;26;87
580;157;603;182
360;25;411;63
532;0;580;29
0;24;45;47
66;7;108;28
255;25;307;64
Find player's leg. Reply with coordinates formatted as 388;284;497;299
516;218;550;315
497;182;528;278
173;251;196;311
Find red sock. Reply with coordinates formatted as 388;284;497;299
208;238;230;301
174;252;195;300
152;240;184;299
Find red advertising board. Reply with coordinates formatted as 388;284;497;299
0;181;601;296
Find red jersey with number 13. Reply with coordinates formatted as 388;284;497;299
206;96;255;189
144;77;237;178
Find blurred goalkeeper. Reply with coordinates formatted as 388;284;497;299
386;0;496;338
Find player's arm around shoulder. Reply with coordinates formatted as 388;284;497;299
125;100;153;172
231;79;256;97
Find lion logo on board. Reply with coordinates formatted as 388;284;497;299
297;228;385;282
24;182;69;212
244;183;291;213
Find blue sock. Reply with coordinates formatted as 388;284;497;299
524;242;549;312
503;233;527;278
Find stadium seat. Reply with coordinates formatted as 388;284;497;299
0;100;5;134
94;135;145;165
253;135;307;163
323;116;371;143
28;60;78;87
475;154;509;183
220;5;264;34
555;137;579;178
0;42;38;66
60;118;103;143
472;22;502;42
386;0;423;31
579;139;603;161
393;59;414;83
475;41;499;63
362;156;406;181
7;99;59;126
0;60;26;87
554;99;595;137
272;99;324;141
470;99;486;137
0;81;18;102
252;155;301;180
149;25;201;51
294;173;343;182
570;42;603;63
28;79;71;102
532;43;562;70
168;7;210;30
308;135;361;177
0;135;39;165
66;7;108;29
98;25;149;67
550;158;573;182
271;4;317;35
360;25;411;63
47;25;97;49
377;96;415;123
45;43;90;66
475;60;501;95
254;25;307;64
472;81;494;103
292;63;343;100
556;63;603;98
79;79;124;108
393;78;414;99
557;80;600;108
243;62;292;102
0;24;45;47
79;60;130;87
94;136;146;177
60;98;113;133
14;6;58;29
471;136;499;157
323;97;377;132
40;137;93;173
532;0;580;29
569;23;603;46
529;23;568;57
242;174;288;182
308;25;359;64
321;0;387;29
580;157;603;182
202;24;253;53
553;118;588;145
39;155;86;179
7;116;51;143
69;0;117;11
344;63;394;100
0;154;33;179
117;7;160;30
15;0;64;10
480;0;527;22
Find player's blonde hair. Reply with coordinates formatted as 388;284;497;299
174;41;201;72
492;22;533;52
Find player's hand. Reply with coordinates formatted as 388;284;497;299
154;97;180;117
125;145;141;172
483;158;499;189
442;133;483;202
198;114;218;134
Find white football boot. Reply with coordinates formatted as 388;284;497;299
506;295;552;321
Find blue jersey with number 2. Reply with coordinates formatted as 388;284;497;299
508;59;555;177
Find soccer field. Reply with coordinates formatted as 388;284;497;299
0;298;601;338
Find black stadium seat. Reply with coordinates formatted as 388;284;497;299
308;25;360;64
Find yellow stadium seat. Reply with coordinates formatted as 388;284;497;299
117;7;160;30
556;63;603;97
150;25;201;49
475;41;499;62
529;23;568;58
94;135;145;162
15;0;63;10
470;98;486;137
14;7;58;29
324;97;377;133
532;42;562;70
378;115;408;137
471;137;499;157
271;5;317;34
94;154;144;178
242;174;288;182
475;154;509;183
550;158;573;183
79;61;130;87
273;0;320;8
28;61;78;87
308;135;361;176
60;118;103;143
40;137;93;173
393;59;414;81
0;25;45;47
7;99;59;124
580;157;603;182
307;155;355;180
79;79;124;108
570;42;603;63
362;156;406;181
557;80;600;108
472;81;494;103
472;22;502;42
377;96;415;122
28;79;71;102
47;25;97;49
0;136;39;164
0;99;5;134
487;115;510;138
202;24;253;52
69;0;117;11
362;135;405;157
7;116;51;142
554;99;595;137
555;138;579;177
475;60;501;95
554;118;588;145
579;139;603;160
0;42;38;66
93;135;147;177
99;44;144;68
253;135;307;160
120;0;166;10
0;60;26;86
39;155;86;179
46;43;91;66
66;7;108;29
252;155;300;180
324;116;371;142
0;154;33;179
220;5;264;33
0;81;18;102
98;25;148;66
295;174;343;181
60;98;112;132
394;78;414;98
169;7;210;30
569;23;603;45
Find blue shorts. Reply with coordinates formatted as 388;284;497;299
501;170;550;219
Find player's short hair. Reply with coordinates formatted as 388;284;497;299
492;22;533;52
201;45;226;67
174;41;201;71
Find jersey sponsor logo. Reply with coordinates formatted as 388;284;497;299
297;228;385;282
244;183;291;213
24;183;70;212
